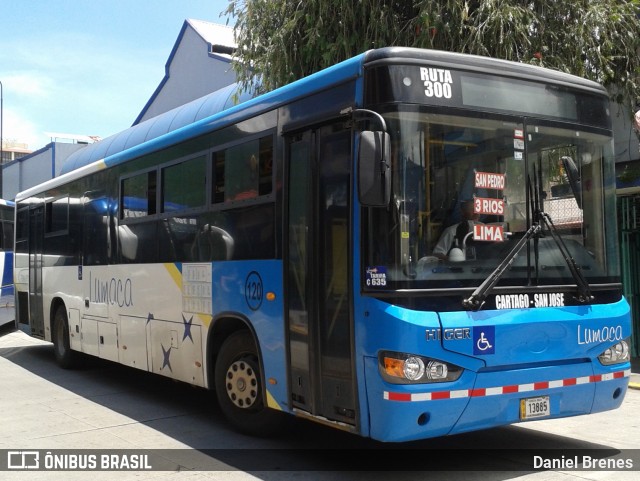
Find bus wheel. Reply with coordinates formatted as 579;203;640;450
52;306;78;369
214;331;282;436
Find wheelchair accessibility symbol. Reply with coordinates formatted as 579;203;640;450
477;332;493;351
473;326;495;355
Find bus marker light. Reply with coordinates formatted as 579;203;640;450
268;378;277;385
266;292;276;301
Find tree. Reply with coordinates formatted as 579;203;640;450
225;0;640;106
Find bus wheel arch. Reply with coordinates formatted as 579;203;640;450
209;317;283;435
51;300;79;369
208;316;251;378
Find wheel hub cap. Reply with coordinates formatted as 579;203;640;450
225;359;258;408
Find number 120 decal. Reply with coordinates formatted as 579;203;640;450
245;271;263;311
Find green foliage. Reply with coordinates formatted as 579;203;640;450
225;0;640;107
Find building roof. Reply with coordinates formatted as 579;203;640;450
132;20;237;126
187;18;236;59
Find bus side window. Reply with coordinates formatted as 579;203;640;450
45;196;69;234
121;170;157;219
161;155;206;213
225;140;259;201
212;135;273;204
0;220;12;250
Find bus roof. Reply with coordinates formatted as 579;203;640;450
362;47;608;95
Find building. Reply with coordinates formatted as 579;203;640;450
1;136;91;200
134;19;237;124
0;140;31;165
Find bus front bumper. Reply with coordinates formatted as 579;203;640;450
363;356;630;442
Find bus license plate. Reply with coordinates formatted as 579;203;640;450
520;395;550;420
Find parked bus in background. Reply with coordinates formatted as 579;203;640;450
0;199;14;327
0;199;16;326
13;47;631;442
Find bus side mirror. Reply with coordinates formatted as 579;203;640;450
358;131;391;207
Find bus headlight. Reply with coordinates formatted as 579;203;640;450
403;356;425;381
598;338;630;366
379;351;463;384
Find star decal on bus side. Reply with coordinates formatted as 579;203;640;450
182;314;194;343
161;344;172;372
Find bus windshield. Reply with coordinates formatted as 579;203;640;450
363;107;619;297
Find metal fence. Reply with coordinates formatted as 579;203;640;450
618;195;640;356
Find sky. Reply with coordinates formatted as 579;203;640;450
0;0;233;151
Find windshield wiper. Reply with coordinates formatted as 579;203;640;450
538;211;593;303
462;222;541;310
463;158;593;311
462;209;594;311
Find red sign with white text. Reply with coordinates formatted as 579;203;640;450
474;223;505;242
474;197;504;215
474;171;506;190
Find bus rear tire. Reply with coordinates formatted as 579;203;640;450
52;306;78;369
214;330;282;436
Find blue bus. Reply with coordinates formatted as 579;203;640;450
14;47;631;442
0;199;14;327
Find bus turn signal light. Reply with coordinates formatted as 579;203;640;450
383;357;405;378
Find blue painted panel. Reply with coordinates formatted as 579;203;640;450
438;299;631;366
211;259;289;412
356;294;631;441
364;356;471;441
450;363;596;436
1;252;13;288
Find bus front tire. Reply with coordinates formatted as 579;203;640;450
52;306;78;369
214;331;282;436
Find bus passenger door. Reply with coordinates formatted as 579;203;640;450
80;192;117;361
28;206;45;338
286;124;356;426
81;191;110;318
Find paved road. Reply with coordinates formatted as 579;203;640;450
1;323;639;481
